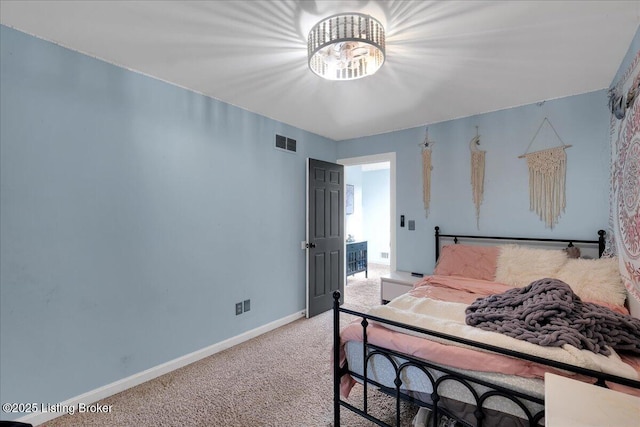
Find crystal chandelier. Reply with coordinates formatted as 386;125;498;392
307;13;386;81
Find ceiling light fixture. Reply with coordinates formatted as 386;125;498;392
307;13;385;81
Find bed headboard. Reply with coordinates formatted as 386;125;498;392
434;226;606;262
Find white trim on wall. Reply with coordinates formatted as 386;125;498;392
337;152;396;272
17;310;305;426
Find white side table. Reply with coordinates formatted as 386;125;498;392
380;271;419;304
544;372;640;427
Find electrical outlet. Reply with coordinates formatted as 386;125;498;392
235;302;243;315
244;299;250;312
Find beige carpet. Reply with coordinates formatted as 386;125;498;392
39;263;421;427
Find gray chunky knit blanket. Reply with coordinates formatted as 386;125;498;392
465;278;640;356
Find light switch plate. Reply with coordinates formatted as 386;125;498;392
408;220;415;230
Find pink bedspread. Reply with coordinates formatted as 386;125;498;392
338;275;640;398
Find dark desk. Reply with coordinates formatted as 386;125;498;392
346;241;367;278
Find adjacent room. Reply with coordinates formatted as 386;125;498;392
343;161;391;305
1;1;639;426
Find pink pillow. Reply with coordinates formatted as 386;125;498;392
434;244;499;281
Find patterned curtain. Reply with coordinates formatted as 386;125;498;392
610;52;640;308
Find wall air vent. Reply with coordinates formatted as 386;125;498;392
286;138;297;152
275;134;297;153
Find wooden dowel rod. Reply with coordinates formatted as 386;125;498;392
518;144;572;159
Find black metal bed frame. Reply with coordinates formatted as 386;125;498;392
434;226;607;260
333;227;638;427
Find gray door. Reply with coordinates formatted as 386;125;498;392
306;158;344;318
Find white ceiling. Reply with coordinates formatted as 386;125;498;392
1;1;639;141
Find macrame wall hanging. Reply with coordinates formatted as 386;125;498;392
420;127;435;217
469;126;485;229
519;118;572;228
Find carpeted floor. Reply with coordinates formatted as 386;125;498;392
38;263;421;427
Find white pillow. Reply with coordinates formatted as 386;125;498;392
495;245;568;287
556;257;626;307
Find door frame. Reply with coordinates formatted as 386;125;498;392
337;152;396;272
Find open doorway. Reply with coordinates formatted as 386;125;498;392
338;153;395;309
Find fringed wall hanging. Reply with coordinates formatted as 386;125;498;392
469;126;485;229
420;127;435;217
518;118;572;229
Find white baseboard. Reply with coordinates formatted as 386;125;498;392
18;310;306;426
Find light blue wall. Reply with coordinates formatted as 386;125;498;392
338;90;611;274
0;25;337;416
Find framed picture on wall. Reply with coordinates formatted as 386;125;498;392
346;184;354;215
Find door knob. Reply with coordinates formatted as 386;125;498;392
306;242;316;249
